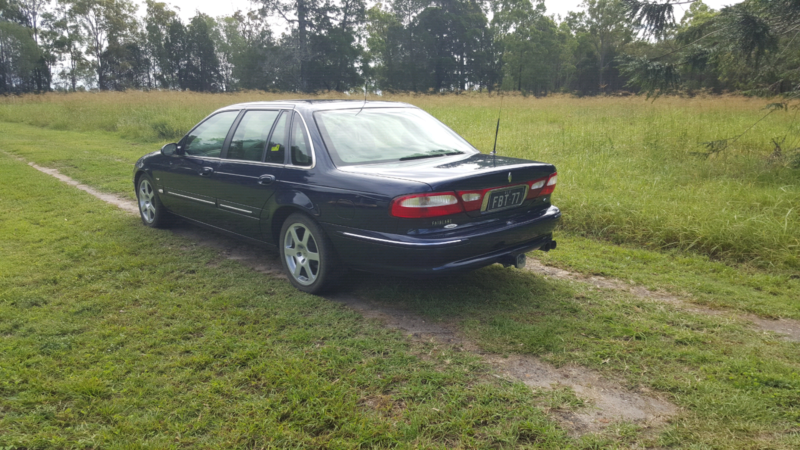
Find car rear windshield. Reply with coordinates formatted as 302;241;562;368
314;108;477;166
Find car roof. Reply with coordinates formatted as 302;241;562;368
217;99;416;113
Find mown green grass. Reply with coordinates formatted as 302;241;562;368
2;118;798;320
2;120;800;448
1;92;798;270
0;153;580;448
354;267;800;449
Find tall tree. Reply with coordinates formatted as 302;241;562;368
0;19;41;92
621;0;800;97
493;0;571;94
184;13;220;91
41;0;89;91
258;0;325;91
258;0;365;92
2;0;51;90
143;0;177;89
67;0;137;90
562;0;632;94
214;10;288;91
367;0;495;93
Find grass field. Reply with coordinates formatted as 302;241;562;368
1;92;799;448
1;92;798;271
2;126;800;449
0;153;577;448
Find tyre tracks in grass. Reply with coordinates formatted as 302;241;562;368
15;152;799;438
525;260;800;343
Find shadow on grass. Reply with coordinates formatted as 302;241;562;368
346;264;583;356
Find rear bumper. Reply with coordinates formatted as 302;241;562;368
324;206;561;276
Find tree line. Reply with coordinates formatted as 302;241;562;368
1;0;798;97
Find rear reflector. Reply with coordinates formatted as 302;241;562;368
390;193;463;218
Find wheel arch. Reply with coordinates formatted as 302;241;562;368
134;169;145;191
270;206;310;245
269;188;321;245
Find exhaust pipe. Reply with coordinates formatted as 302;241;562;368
514;253;526;269
500;253;527;269
542;240;557;252
501;239;556;269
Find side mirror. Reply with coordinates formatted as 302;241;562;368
161;143;178;156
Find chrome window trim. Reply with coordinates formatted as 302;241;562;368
342;232;462;247
220;159;286;168
166;191;215;205
287;111;316;170
176;155;284;169
182;155;221;161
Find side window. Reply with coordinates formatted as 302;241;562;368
290;112;312;167
227;110;280;162
184;111;239;158
266;112;289;164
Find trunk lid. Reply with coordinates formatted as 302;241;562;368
339;153;555;192
339;153;557;227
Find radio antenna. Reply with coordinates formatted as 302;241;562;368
356;80;367;116
491;90;503;155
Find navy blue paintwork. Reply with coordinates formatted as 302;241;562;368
133;100;561;275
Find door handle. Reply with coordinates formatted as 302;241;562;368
199;166;214;177
258;174;276;185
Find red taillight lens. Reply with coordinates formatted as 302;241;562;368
526;177;547;199
526;173;557;199
390;192;464;218
541;173;557;195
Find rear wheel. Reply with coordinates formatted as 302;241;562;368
279;213;341;294
136;174;171;228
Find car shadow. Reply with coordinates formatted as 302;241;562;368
168;219;586;355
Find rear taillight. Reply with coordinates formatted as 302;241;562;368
459;191;484;212
541;173;557;195
390;192;463;218
392;173;557;218
527;173;557;199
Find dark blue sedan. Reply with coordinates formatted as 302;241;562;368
133;100;560;293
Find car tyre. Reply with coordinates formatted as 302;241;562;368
279;213;342;294
136;174;171;228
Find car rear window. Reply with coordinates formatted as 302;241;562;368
314;108;476;166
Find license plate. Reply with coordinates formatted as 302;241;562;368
483;186;527;212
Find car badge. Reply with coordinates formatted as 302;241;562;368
444;224;458;229
508;172;512;183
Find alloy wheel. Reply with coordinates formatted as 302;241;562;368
283;223;320;286
138;179;157;224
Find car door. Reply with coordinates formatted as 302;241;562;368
159;110;240;221
261;111;316;239
210;109;289;239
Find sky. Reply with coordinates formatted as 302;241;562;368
150;0;743;24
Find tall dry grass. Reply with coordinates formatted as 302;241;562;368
1;91;798;268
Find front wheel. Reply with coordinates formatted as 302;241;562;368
279;213;342;294
136;174;171;228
